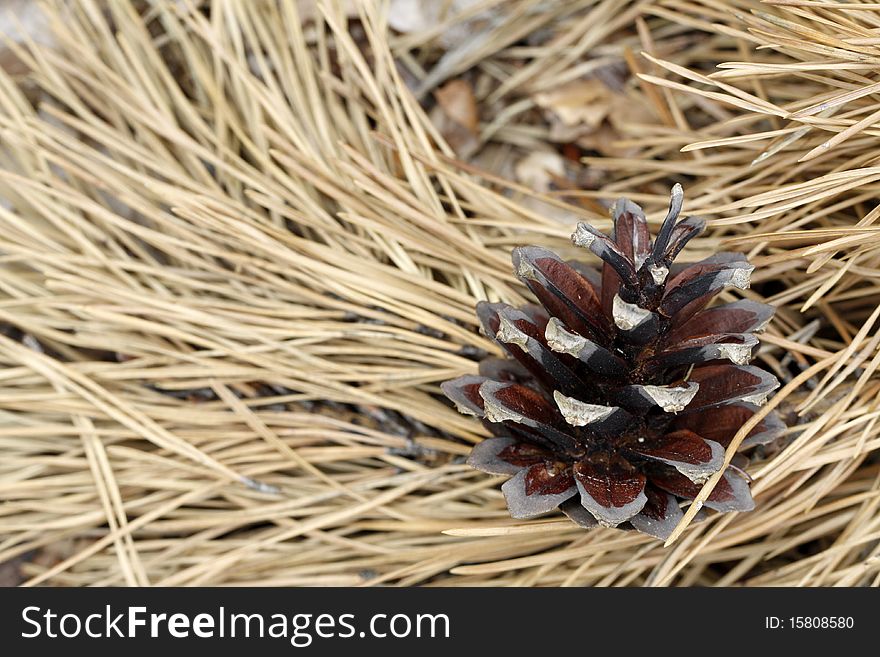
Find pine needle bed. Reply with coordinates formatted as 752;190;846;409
0;0;878;586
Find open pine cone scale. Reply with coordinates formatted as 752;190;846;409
443;185;783;539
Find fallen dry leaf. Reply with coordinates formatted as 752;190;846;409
435;79;479;133
534;79;611;128
606;91;658;132
576;123;634;158
513;149;583;222
514;150;565;192
430;106;479;159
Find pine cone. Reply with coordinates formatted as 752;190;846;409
443;185;783;539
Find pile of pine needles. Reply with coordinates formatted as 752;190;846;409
0;0;879;586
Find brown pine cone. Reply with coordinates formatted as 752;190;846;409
443;185;782;539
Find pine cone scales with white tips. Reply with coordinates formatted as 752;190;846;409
443;185;783;539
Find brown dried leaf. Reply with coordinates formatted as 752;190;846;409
534;79;611;128
435;79;479;133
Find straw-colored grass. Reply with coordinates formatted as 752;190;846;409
0;0;878;586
